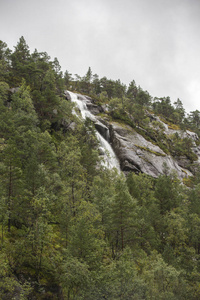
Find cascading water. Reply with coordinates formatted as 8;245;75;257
67;91;120;171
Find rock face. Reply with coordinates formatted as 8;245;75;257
65;91;198;179
108;122;193;178
77;94;103;115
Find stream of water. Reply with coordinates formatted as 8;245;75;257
67;91;120;171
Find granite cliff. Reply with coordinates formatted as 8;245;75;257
65;91;199;179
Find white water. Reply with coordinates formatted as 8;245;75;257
68;91;120;171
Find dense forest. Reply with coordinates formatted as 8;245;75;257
1;36;200;299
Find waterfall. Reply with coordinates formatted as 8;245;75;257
67;91;120;171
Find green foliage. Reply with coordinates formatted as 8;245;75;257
135;89;151;107
1;36;200;299
168;133;198;162
108;176;137;252
0;81;9;101
143;251;183;300
0;252;32;299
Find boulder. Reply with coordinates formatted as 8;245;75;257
86;102;103;115
64;90;71;100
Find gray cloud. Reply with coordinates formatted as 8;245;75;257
1;0;200;112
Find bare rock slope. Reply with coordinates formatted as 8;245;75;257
108;121;193;178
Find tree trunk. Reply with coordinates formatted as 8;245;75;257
8;163;12;232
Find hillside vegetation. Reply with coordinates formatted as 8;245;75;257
1;37;200;299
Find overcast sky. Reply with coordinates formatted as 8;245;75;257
1;0;200;113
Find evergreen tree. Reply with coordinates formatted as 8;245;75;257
108;176;137;252
0;41;11;82
11;36;31;84
126;79;138;100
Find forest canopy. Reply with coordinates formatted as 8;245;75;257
1;36;200;299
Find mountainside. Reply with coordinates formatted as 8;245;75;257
1;37;200;299
65;91;199;180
